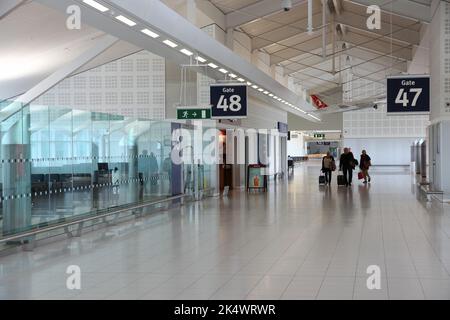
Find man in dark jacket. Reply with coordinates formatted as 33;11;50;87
339;147;357;187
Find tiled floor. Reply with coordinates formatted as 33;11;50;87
1;162;450;300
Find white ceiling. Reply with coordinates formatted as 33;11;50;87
211;0;430;109
0;1;140;100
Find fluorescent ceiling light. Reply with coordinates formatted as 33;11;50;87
229;74;237;78
269;93;274;97
264;91;269;95
196;56;207;63
237;78;245;82
83;0;109;12
252;85;258;89
219;68;228;74
246;82;252;86
163;39;178;48
180;48;193;56
258;88;264;92
115;15;137;26
273;96;278;99
208;63;218;68
141;28;159;38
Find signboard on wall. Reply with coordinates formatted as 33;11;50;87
177;107;211;120
278;122;288;134
387;75;430;114
210;83;247;119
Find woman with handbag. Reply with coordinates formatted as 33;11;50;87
360;150;372;184
322;152;335;185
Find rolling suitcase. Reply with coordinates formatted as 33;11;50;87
337;174;346;186
319;174;326;185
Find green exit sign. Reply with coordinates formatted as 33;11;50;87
177;108;211;120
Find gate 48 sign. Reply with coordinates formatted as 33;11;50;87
210;84;247;119
387;75;430;114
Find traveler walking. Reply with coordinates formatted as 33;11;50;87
359;150;372;183
339;147;357;187
321;152;336;185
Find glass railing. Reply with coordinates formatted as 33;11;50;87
0;99;218;242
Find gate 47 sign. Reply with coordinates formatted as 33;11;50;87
210;83;247;119
387;75;430;114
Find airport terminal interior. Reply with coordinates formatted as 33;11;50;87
1;0;450;301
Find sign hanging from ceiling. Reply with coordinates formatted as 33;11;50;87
310;94;328;109
387;75;430;114
177;107;211;120
210;83;247;119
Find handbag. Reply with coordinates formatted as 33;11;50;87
358;171;364;180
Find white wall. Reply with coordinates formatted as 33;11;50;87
32;51;166;119
342;103;428;165
287;133;306;157
343;137;417;166
241;96;288;130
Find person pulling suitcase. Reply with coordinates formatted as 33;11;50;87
321;152;335;186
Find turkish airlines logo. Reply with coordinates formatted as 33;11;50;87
311;95;328;109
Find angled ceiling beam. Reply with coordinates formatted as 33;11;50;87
340;30;413;61
348;0;431;23
226;0;307;29
1;34;118;123
334;11;420;45
36;0;318;119
252;12;324;50
270;35;327;64
284;49;407;75
0;0;24;19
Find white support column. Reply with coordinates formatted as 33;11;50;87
429;0;450;195
226;28;234;50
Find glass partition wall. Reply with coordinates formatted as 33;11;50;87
0;101;216;240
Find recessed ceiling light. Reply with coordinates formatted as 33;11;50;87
229;73;237;78
180;48;193;56
141;28;159;38
269;93;274;97
264;91;269;95
208;63;218;69
115;15;137;26
273;96;278;99
237;78;245;82
252;85;258;89
246;82;252;86
258;88;264;92
163;39;178;48
219;68;228;74
83;0;109;12
196;56;207;63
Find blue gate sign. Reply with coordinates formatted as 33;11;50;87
387;75;430;114
210;83;247;119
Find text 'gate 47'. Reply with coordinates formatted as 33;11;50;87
387;75;430;114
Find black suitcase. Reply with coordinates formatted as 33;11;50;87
319;174;326;185
337;174;346;186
